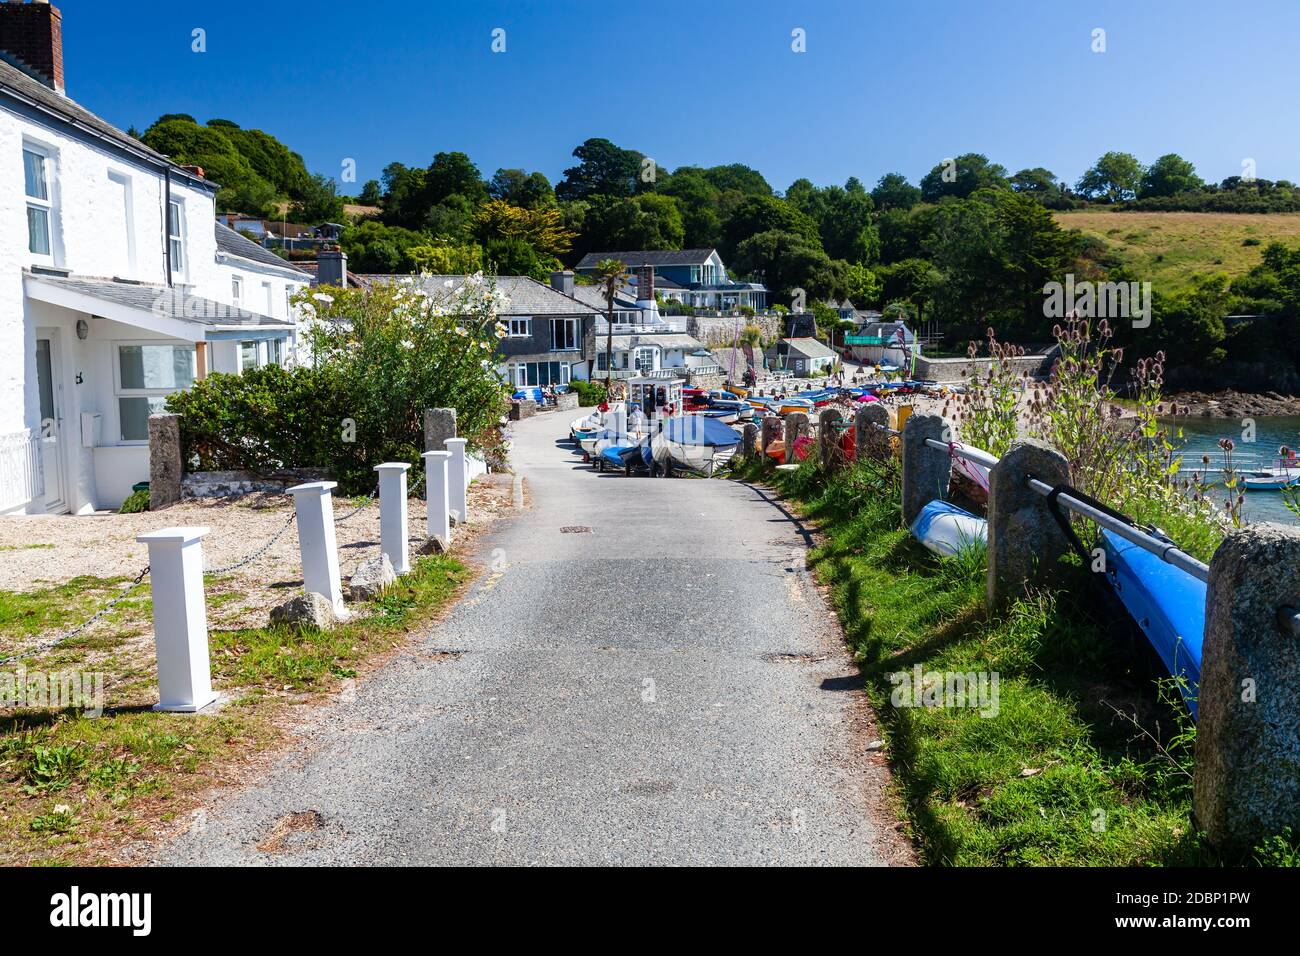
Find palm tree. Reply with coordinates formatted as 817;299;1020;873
595;258;627;393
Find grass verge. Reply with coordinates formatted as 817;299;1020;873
731;453;1298;866
0;554;468;865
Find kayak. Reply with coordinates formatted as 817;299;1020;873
1100;528;1205;718
909;500;988;558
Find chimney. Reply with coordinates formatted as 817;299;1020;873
317;248;348;289
549;269;574;296
634;265;655;306
634;265;659;323
0;1;65;94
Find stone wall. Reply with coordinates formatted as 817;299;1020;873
690;314;781;347
914;352;1055;383
183;468;329;499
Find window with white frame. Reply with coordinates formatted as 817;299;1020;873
116;343;196;441
238;338;288;373
263;282;273;316
23;145;54;259
231;275;243;306
551;318;580;351
635;346;658;374
167;200;186;277
508;316;530;337
285;286;294;317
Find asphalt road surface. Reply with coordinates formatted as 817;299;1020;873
160;410;907;866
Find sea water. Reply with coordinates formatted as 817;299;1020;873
1170;415;1300;524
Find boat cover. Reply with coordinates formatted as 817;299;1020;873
661;416;741;447
909;500;988;558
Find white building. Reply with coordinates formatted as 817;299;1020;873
0;1;310;514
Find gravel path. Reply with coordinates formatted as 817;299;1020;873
157;411;910;866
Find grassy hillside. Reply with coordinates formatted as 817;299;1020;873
1055;210;1300;290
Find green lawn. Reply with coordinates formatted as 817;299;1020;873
0;555;469;865
1056;209;1300;291
734;454;1297;866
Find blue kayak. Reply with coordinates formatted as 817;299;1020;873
1101;529;1205;718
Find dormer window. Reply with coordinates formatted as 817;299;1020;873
23;145;54;259
167;200;186;277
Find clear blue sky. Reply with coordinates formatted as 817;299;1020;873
58;0;1300;195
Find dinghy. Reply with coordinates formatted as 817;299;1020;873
650;415;742;476
909;500;988;558
1100;529;1204;718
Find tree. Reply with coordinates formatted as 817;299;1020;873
483;237;561;281
1075;152;1144;202
594;258;629;390
358;180;383;206
842;261;882;305
422;151;487;209
289;173;346;224
701;163;772;196
472;199;576;258
1008;167;1064;205
730;230;838;304
556;138;645;201
380;162;428;229
719;195;820;261
1139;154;1203;198
409;242;484;274
142;117;279;216
658;167;725;247
871;173;921;211
919;153;1008;202
488;168;555;208
580;194;685;253
340;220;429;274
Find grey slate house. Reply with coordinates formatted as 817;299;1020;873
399;271;599;387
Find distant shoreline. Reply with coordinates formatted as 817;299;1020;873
1163;390;1300;419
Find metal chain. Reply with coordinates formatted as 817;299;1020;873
206;509;298;575
334;487;378;525
0;564;150;666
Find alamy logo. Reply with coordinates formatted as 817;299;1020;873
889;666;1000;717
49;886;151;937
1;669;103;717
1043;274;1151;328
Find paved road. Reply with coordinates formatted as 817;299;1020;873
160;411;906;865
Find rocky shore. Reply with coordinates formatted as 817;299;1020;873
1164;390;1300;419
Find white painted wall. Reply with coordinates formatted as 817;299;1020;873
1;93;309;513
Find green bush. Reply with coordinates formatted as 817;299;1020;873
169;277;511;492
570;379;607;407
118;489;150;514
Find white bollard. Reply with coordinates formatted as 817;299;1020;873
375;462;412;575
135;527;218;713
287;481;348;618
421;450;452;546
445;437;468;525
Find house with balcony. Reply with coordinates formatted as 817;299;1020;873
574;248;766;313
1;1;311;514
576;266;722;385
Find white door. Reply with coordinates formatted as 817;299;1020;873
35;331;67;513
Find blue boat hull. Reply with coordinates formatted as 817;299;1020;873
1101;529;1205;718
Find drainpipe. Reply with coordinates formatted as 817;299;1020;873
164;167;173;287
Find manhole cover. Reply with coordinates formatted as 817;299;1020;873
560;526;593;534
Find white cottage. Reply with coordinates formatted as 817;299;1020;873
0;1;311;514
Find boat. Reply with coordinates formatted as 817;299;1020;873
650;415;742;476
1243;471;1300;490
909;500;988;558
1241;455;1300;490
1100;528;1205;718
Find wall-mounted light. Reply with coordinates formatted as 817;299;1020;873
75;318;89;340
